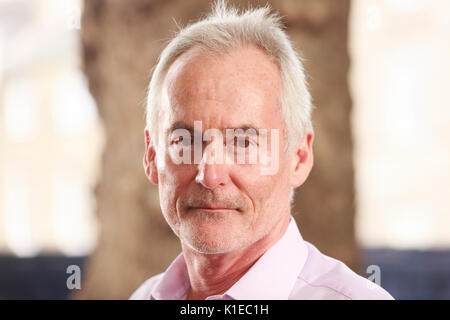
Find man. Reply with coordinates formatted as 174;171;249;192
130;1;393;300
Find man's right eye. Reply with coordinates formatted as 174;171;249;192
172;138;192;146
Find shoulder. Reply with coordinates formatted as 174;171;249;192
128;273;164;300
290;241;394;300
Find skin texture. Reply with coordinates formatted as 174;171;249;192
143;45;314;300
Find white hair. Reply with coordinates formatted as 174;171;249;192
145;0;314;204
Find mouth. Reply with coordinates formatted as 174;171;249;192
191;207;235;210
189;206;239;212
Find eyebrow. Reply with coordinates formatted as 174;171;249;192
166;121;268;136
166;121;194;134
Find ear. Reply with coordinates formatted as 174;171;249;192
143;128;158;185
290;132;314;188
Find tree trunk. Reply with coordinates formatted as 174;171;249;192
76;0;357;299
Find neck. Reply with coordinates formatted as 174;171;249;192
182;214;291;300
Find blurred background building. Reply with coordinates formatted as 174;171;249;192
0;0;102;298
0;0;449;299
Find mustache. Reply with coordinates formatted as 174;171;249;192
180;191;246;211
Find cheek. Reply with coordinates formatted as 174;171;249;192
158;158;195;206
234;167;275;210
246;159;291;210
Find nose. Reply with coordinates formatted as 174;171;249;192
195;142;230;189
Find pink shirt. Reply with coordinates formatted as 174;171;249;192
130;217;394;300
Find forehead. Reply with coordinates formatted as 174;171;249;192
161;46;283;130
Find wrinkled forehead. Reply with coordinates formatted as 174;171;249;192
164;45;281;95
160;45;284;130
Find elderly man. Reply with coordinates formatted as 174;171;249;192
130;1;393;300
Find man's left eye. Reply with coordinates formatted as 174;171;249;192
235;137;253;148
172;137;192;146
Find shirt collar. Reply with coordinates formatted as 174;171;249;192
150;253;190;300
150;216;308;300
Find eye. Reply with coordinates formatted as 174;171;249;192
235;136;251;148
172;137;192;147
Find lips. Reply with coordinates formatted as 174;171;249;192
189;205;238;211
192;207;234;210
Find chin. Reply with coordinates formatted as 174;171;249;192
180;227;248;254
184;240;242;255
